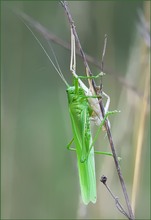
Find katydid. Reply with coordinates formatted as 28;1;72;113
22;19;118;205
66;81;116;204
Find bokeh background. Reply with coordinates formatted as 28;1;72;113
1;1;150;219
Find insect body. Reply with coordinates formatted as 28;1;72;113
67;84;96;204
21;17;117;205
66;81;116;204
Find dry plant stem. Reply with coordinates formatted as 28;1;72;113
131;60;149;213
100;34;107;92
132;3;150;213
100;34;107;72
61;1;134;220
14;10;147;103
101;104;134;220
100;175;130;218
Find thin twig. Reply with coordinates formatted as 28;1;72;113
100;175;130;218
13;10;149;105
100;34;108;72
100;34;108;92
99;102;134;220
61;1;134;220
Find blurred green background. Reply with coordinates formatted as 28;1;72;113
1;1;150;219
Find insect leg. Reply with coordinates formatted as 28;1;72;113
66;138;76;152
102;91;110;114
70;28;76;74
87;110;119;158
69;28;90;93
80;108;89;163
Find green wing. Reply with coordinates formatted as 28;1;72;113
77;145;96;204
69;105;96;205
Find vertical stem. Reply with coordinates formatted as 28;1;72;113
61;1;134;219
99;100;134;220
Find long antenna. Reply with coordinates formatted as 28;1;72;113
16;12;69;87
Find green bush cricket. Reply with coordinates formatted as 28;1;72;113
22;19;119;205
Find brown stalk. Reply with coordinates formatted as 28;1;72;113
61;1;134;219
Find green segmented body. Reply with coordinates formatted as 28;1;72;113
66;85;96;204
